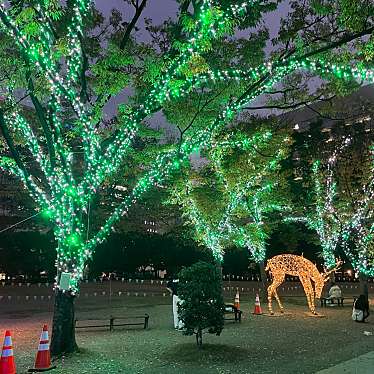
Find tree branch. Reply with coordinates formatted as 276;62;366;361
119;0;148;50
0;110;46;202
26;69;56;169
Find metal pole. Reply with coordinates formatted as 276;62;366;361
109;273;112;309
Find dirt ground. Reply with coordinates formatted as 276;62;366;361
1;283;373;373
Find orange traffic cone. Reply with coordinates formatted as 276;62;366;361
253;293;263;315
28;325;55;372
0;330;16;374
234;292;240;310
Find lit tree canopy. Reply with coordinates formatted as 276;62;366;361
329;137;373;275
288;123;373;273
167;121;292;263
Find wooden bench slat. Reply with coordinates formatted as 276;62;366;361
76;324;110;329
320;297;357;307
114;322;145;326
75;314;149;331
224;303;242;322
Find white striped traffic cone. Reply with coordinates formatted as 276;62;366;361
0;330;16;374
234;292;240;310
253;293;263;315
28;325;55;372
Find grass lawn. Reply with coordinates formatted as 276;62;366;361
1;295;373;373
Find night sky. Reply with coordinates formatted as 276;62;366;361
97;0;180;25
95;0;291;124
95;0;290;42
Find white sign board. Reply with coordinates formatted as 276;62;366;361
59;272;71;290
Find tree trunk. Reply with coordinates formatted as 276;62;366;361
215;259;223;278
50;290;78;356
359;273;369;301
259;261;268;302
196;327;203;347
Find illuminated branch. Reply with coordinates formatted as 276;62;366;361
0;0;372;293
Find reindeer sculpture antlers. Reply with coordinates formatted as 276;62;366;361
322;259;343;282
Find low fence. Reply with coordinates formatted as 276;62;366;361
0;281;372;303
2;274;372;288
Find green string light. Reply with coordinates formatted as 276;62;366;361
0;0;372;292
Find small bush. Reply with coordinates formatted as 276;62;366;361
177;261;225;346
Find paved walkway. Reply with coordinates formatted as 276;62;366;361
316;351;374;373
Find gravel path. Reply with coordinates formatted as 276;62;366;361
1;295;373;374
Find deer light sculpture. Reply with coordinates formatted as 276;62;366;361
266;254;342;315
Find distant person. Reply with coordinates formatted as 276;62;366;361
352;294;370;323
328;283;342;304
167;278;183;329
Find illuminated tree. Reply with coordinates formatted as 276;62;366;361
286;159;342;270
331;135;373;296
0;0;373;355
333;133;374;279
289;133;373;285
168;123;292;282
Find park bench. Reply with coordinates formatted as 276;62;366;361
320;297;357;308
224;303;242;322
75;314;149;331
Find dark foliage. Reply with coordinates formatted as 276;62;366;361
177;261;225;346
